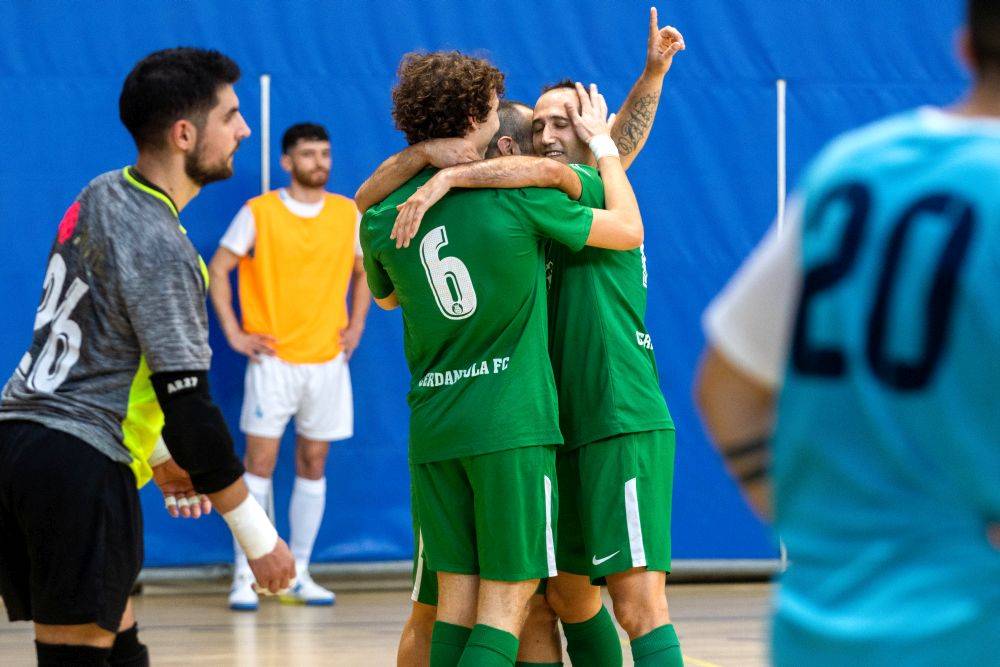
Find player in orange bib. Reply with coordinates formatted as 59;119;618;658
208;123;371;609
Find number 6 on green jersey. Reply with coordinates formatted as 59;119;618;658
420;225;477;319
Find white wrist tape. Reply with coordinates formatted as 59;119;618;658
148;436;171;467
223;495;279;560
588;134;620;161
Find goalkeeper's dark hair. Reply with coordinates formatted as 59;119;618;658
120;47;241;150
969;0;1000;76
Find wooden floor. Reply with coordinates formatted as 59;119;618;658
0;581;771;666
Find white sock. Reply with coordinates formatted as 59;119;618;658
289;476;326;567
234;472;273;577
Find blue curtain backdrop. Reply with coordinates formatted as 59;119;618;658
0;1;968;566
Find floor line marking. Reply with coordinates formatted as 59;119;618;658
684;655;724;667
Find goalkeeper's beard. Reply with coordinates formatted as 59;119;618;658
185;141;237;186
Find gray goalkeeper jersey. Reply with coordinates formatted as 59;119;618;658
0;167;211;465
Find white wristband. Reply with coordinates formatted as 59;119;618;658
588;134;620;161
148;436;171;467
222;495;279;560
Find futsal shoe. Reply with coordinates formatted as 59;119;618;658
280;568;335;606
228;572;260;611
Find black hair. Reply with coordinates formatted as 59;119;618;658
540;79;576;94
119;47;240;150
486;100;533;157
969;0;1000;75
281;122;330;154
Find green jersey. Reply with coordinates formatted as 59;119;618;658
361;168;593;464
547;164;673;448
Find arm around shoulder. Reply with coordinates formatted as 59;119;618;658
442;156;583;199
355;144;429;213
355;138;480;212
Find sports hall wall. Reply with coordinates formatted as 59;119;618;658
0;1;968;566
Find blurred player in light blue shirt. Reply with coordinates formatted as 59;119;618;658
695;1;1000;664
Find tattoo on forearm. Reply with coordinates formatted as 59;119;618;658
615;93;659;155
723;437;771;486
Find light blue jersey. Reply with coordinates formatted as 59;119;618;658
772;108;1000;666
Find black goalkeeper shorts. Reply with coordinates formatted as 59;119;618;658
0;419;143;632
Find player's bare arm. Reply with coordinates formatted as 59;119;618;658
610;6;685;169
391;156;583;248
694;348;775;520
570;83;644;250
354;137;480;212
341;255;371;358
207;246;276;360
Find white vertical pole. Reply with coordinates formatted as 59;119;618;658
776;80;791;574
777;78;787;232
260;74;271;195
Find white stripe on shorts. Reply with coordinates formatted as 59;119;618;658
544;475;557;577
625;477;647;568
411;530;425;603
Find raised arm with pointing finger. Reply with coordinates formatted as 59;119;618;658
610;6;685;168
354;6;684;215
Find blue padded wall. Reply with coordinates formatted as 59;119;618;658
0;1;967;564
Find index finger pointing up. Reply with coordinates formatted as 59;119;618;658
649;7;659;39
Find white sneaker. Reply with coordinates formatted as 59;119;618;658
280;568;335;606
228;572;259;611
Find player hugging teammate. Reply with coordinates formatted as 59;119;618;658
359;9;686;665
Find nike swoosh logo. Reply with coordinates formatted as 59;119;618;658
592;550;621;566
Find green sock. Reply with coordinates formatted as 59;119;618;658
431;621;472;667
457;624;520;666
630;624;682;667
562;606;623;667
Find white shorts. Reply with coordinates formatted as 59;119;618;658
239;353;353;442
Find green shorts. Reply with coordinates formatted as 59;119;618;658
556;429;676;583
410;524;543;606
411;445;558;582
410;486;438;606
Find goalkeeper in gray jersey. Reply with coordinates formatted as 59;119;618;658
0;48;294;666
